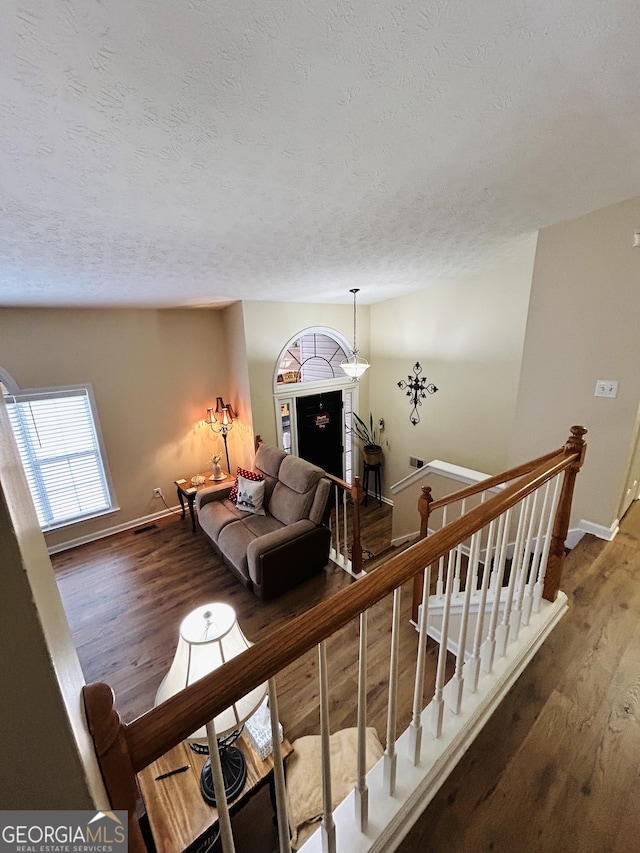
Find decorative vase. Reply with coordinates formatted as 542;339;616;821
212;462;224;480
363;444;382;465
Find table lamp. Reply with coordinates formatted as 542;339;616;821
155;602;267;805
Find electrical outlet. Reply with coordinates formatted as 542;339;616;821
153;488;163;498
594;380;618;398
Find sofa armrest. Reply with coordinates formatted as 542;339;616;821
247;521;331;599
247;520;315;565
196;483;233;510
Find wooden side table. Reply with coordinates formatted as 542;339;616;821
363;462;382;506
138;730;293;853
175;473;232;532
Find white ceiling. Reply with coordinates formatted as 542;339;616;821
1;0;640;309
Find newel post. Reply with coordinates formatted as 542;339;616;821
83;683;146;853
542;425;587;602
412;486;433;622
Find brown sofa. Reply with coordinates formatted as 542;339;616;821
195;445;332;599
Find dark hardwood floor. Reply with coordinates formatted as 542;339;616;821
52;498;415;736
52;498;640;852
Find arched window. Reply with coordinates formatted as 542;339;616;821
276;330;349;386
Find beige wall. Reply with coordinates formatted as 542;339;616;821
370;236;537;499
0;307;228;548
509;196;640;531
220;302;256;472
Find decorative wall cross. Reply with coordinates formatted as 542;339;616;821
397;362;438;425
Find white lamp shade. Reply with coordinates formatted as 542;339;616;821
340;352;371;379
155;602;267;741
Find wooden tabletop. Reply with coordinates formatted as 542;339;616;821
138;731;293;853
175;472;232;495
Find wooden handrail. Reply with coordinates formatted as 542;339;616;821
428;447;563;512
83;428;586;830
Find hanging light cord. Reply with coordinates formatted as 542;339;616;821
351;288;359;353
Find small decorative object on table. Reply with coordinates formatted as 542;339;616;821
209;452;225;481
191;475;206;485
245;698;284;760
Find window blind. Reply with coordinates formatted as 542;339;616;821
5;387;114;530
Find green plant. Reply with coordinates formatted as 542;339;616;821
351;412;380;448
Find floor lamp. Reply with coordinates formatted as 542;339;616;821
155;602;267;805
206;397;236;474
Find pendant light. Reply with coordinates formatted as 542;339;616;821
340;288;370;380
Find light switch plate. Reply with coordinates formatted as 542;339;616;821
594;380;618;398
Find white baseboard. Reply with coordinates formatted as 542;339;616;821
391;530;420;548
46;505;181;555
579;518;619;541
565;527;586;549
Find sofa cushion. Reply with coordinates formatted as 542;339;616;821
278;455;324;493
218;514;284;580
268;456;325;526
198;498;246;541
254;444;286;478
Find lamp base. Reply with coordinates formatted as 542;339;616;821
200;742;247;806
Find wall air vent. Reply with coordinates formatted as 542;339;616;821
409;456;424;469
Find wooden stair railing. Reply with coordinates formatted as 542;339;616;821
83;426;586;853
412;425;587;620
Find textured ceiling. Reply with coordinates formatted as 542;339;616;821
1;0;640;308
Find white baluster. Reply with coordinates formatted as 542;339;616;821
431;548;455;737
267;679;291;853
466;519;496;693
476;492;488;591
496;497;528;657
205;718;235;853
409;566;431;765
489;513;506;593
521;489;540;626
452;499;466;597
530;481;552;614
436;506;448;598
511;494;533;641
318;641;336;853
447;528;480;714
384;587;401;795
481;508;511;674
355;610;369;830
533;475;562;611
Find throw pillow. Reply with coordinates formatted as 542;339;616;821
235;474;266;516
229;466;263;503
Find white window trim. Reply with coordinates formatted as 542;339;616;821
4;382;118;531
